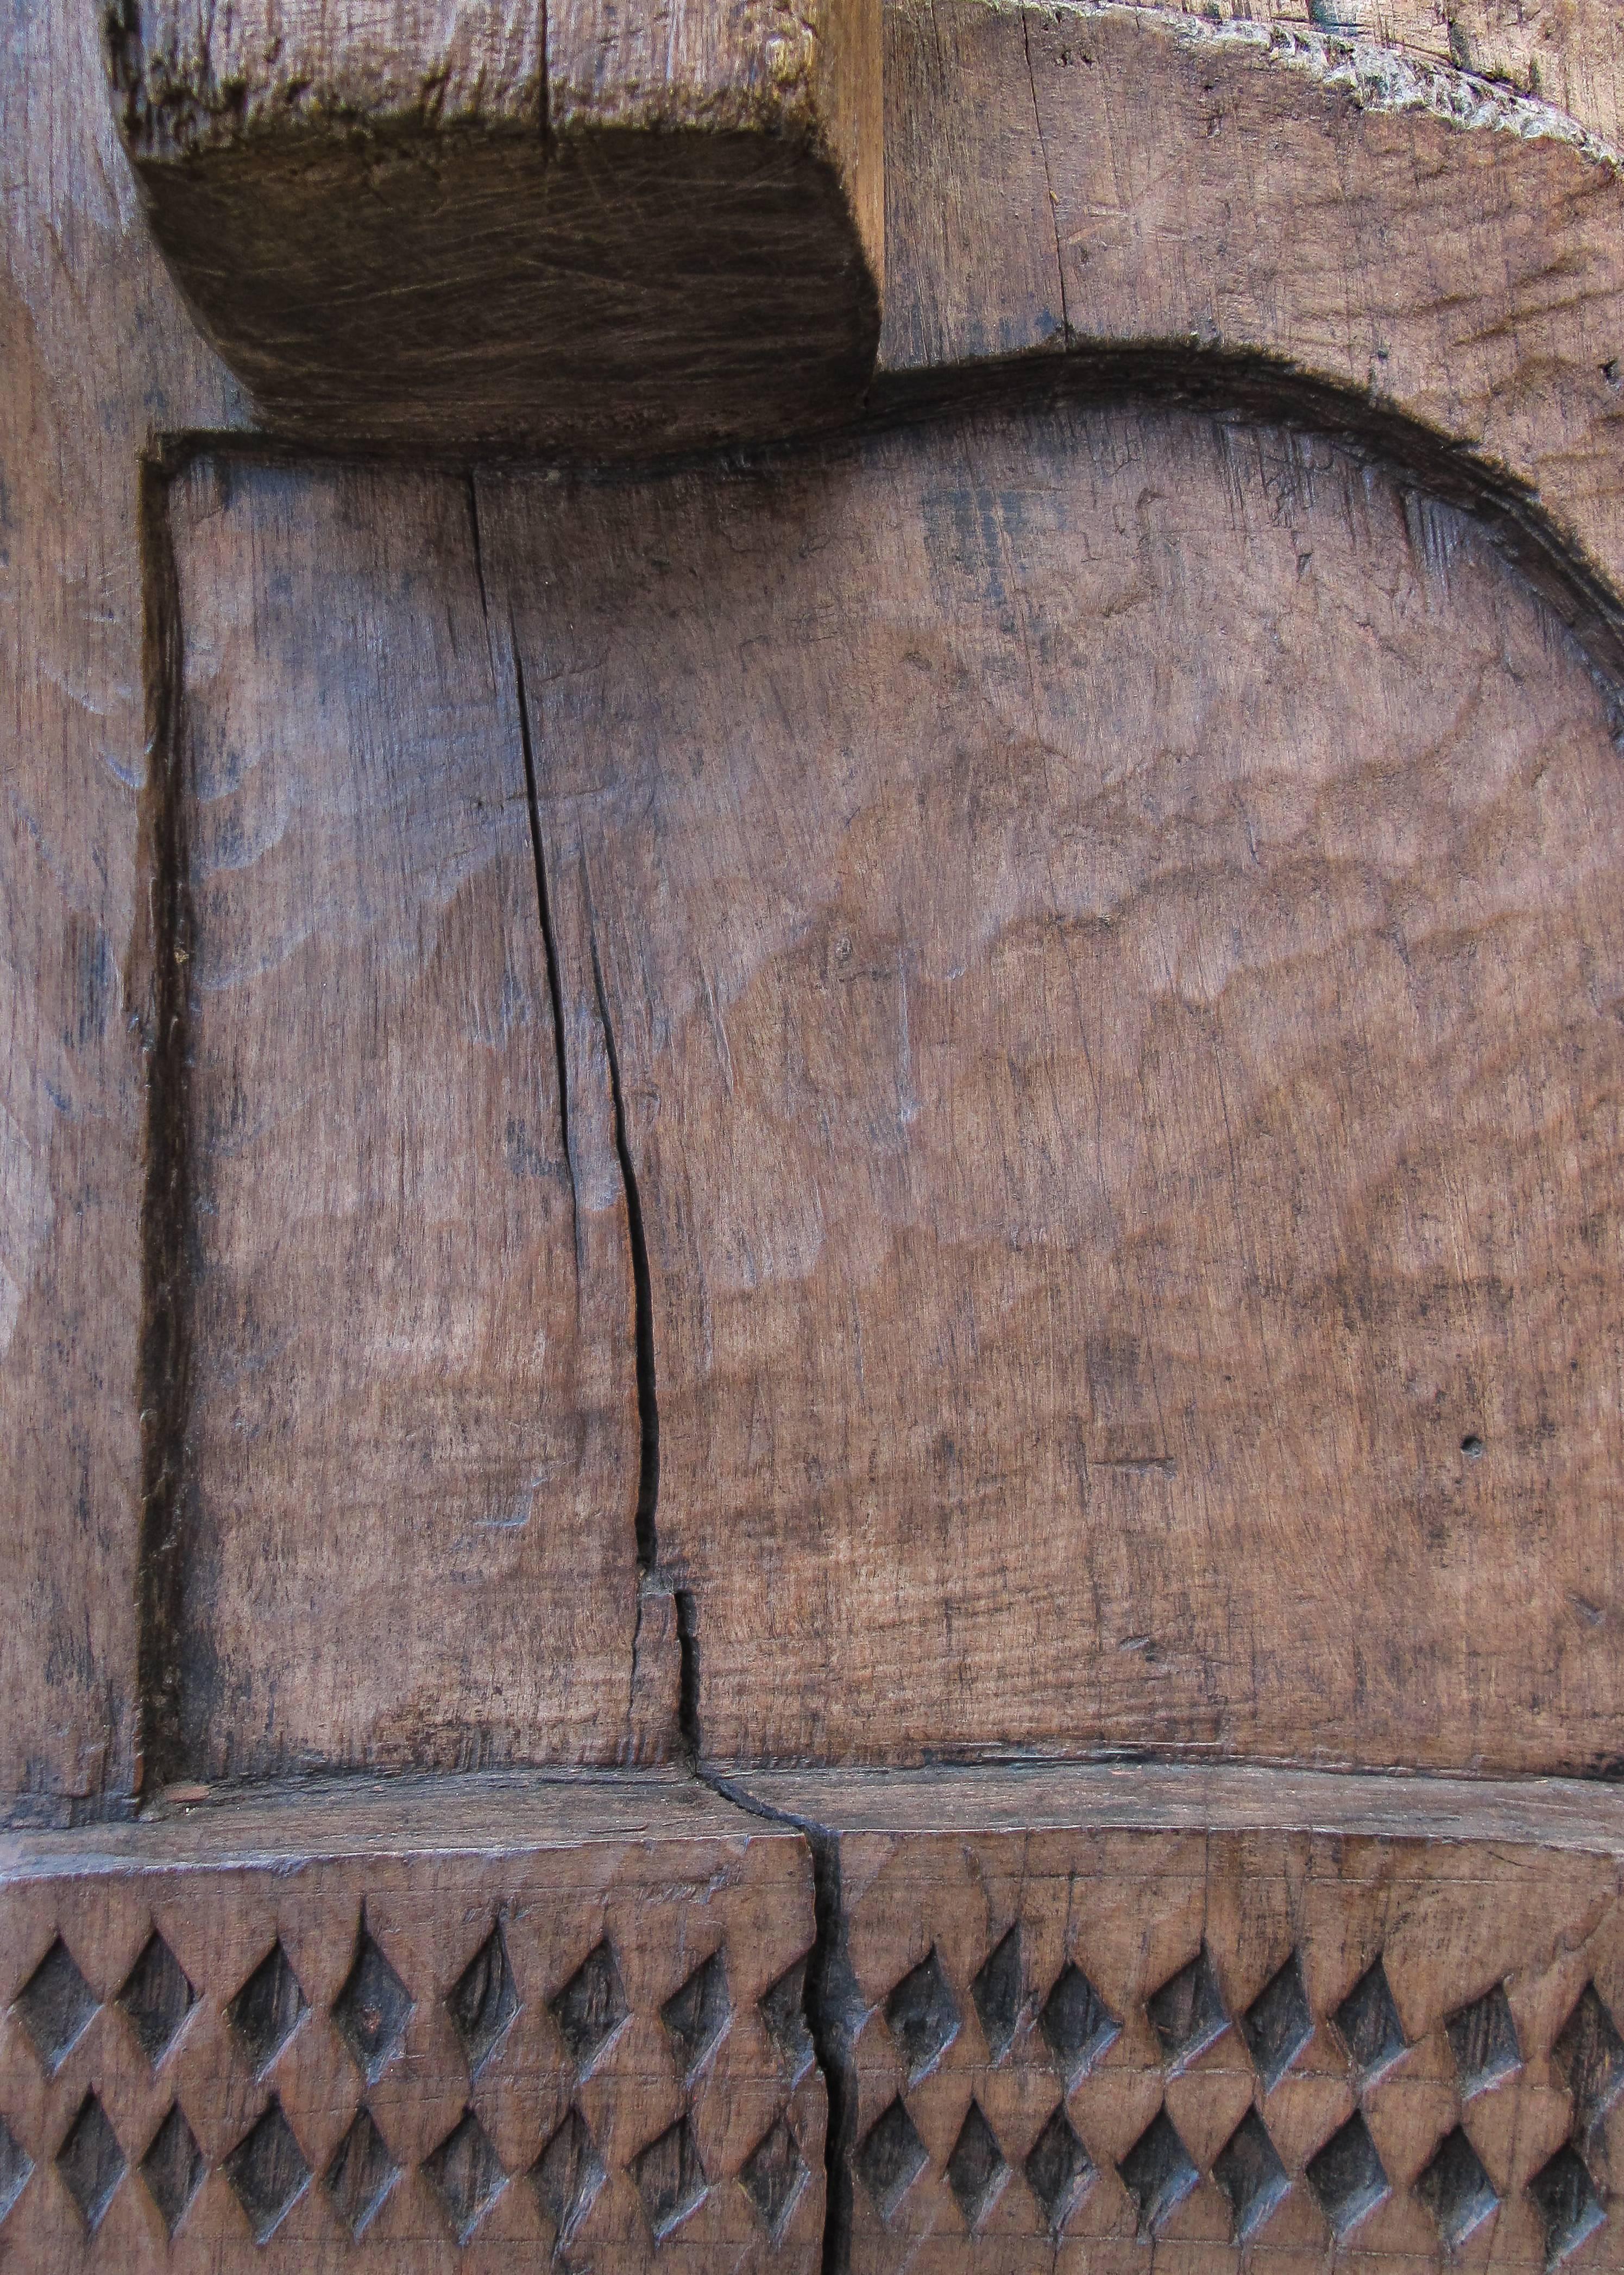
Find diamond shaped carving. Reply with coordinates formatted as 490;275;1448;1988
448;1919;519;2079
324;2106;399;2242
550;1940;628;2074
662;1947;731;2081
56;2093;125;2233
1528;2144;1607;2267
1147;1944;1230;2074
1038;1958;1119;2084
118;1931;196;2069
141;2102;205;2238
884;1946;960;2081
1214;2108;1290;2242
333;1920;413;2084
533;2107;606;2247
1119;2107;1199;2236
1553;1983;1624;2135
0;2115;32;2224
1306;2109;1389;2240
1415;2123;1498;2249
223;2098;311;2244
855;2097;928;2221
632;2113;707;2242
15;1936;98;2073
1025;2102;1093;2235
740;2114;809;2240
760;1957;815;2083
1242;1953;1313;2091
424;2109;507;2244
1445;1981;1521;2101
1332;1957;1407;2089
946;2100;1008;2232
971;1926;1023;2063
225;1939;307;2075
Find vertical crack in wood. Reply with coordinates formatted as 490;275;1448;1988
134;445;196;1794
708;1776;856;2273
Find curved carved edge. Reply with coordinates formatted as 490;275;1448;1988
103;0;883;456
879;0;1624;676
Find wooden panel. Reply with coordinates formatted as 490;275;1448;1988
158;457;646;1780
0;0;249;1819
737;1764;1624;2271
479;394;1624;1774
0;1772;823;2268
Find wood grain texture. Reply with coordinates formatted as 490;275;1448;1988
478;393;1624;1775
106;0;882;455
0;1770;824;2267
157;455;649;1781
0;0;247;1820
878;1;1624;668
737;1764;1624;2270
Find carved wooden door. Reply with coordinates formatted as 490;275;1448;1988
5;0;1624;2268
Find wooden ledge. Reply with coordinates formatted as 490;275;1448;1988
103;0;883;455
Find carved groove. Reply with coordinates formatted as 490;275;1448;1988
141;2102;205;2238
56;2094;125;2233
222;2099;310;2243
661;1947;731;2082
423;2108;507;2245
1037;1958;1119;2085
1529;2142;1608;2266
1241;1951;1313;2091
118;1931;196;2068
970;1925;1023;2063
1213;2108;1291;2242
1445;1980;1522;2100
1024;2103;1093;2235
1306;2110;1390;2240
224;1939;307;2075
448;1918;519;2079
15;1936;98;2073
1119;2107;1200;2236
0;2117;31;2226
945;2101;1008;2232
533;2106;606;2245
324;2107;399;2241
332;1920;413;2084
855;2097;928;2220
740;2114;810;2241
631;2112;707;2241
883;1948;960;2081
1145;1944;1230;2075
1414;2123;1499;2249
1331;1958;1408;2089
550;1939;629;2074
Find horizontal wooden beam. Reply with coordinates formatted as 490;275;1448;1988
103;0;883;455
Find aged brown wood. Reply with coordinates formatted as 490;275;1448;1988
480;394;1624;1775
0;1771;824;2266
735;1764;1624;2269
104;0;884;454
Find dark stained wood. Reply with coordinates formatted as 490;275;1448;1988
154;456;647;1781
735;1763;1624;2269
479;395;1624;1775
0;1770;824;2266
105;0;883;455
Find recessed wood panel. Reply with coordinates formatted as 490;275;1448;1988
164;459;644;1779
476;394;1624;1774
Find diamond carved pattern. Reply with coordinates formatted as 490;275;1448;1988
1553;1982;1624;2135
56;2094;125;2233
225;1939;307;2075
1307;2109;1390;2240
1024;2103;1093;2235
1037;1958;1119;2084
1415;2123;1498;2249
1333;1958;1408;2090
855;2097;928;2221
1119;2107;1200;2237
946;2101;1008;2232
1147;1944;1230;2074
223;2098;311;2244
533;2106;607;2246
740;2114;809;2240
448;1918;519;2079
325;2107;399;2242
662;1946;732;2081
424;2108;507;2244
1213;2108;1291;2241
333;1919;414;2084
884;1946;960;2081
760;1956;816;2083
1242;1952;1313;2091
550;1940;629;2075
632;2113;708;2242
970;1925;1023;2063
141;2102;206;2238
14;1937;98;2074
117;1932;196;2069
1445;1981;1522;2100
1528;2144;1608;2267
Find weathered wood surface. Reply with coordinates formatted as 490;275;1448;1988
0;0;249;1819
152;457;651;1782
480;393;1624;1774
737;1764;1624;2269
881;1;1624;670
105;0;883;453
0;1770;824;2266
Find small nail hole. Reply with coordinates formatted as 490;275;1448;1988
1461;1435;1484;1459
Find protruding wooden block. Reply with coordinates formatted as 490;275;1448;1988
103;0;883;455
0;1772;824;2267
